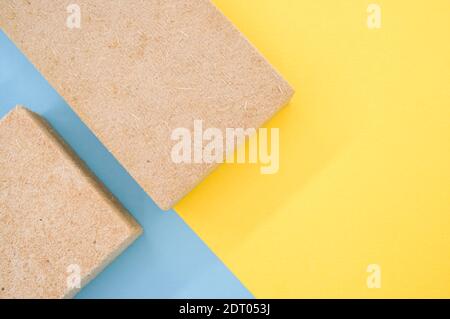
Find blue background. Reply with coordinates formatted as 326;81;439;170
0;30;252;299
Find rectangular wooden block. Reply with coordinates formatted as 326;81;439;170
0;106;142;299
0;0;294;210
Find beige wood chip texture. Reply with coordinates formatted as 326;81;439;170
0;0;294;210
0;107;142;299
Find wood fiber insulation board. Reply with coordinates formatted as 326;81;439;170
0;106;142;299
0;0;294;210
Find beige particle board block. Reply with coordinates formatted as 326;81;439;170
0;106;142;299
0;0;294;210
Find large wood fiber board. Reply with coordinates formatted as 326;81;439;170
0;106;142;299
0;0;294;210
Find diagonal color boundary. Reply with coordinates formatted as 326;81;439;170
0;30;252;299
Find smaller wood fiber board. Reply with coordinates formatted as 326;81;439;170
0;106;142;299
0;0;294;210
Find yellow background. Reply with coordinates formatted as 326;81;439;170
176;0;450;298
